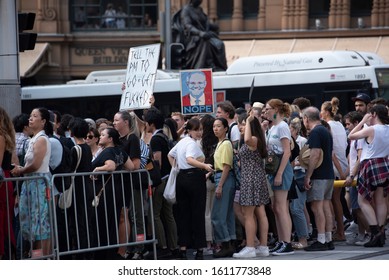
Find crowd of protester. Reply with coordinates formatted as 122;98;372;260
1;91;389;260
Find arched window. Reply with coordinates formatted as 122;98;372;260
243;0;259;18
351;0;372;16
309;0;330;17
217;0;233;18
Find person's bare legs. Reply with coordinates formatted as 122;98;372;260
272;190;292;242
255;205;268;246
117;208;131;256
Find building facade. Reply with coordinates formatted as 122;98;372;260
18;0;389;85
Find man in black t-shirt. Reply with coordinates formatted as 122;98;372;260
144;108;178;258
302;107;335;252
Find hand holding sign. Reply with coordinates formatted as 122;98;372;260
120;43;160;111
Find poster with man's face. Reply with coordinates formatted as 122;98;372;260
180;69;214;115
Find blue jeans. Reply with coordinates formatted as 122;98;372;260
290;170;309;239
211;171;236;243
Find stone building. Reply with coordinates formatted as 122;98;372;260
18;0;389;85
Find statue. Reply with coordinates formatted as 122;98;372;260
172;0;227;71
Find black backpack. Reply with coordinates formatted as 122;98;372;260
50;136;72;191
154;133;177;151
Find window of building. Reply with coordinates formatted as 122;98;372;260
217;0;233;19
70;0;158;31
351;0;372;16
243;0;259;18
309;0;330;17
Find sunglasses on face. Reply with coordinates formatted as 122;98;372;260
86;135;94;139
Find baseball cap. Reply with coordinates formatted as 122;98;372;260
352;92;371;104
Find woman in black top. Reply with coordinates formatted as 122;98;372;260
67;117;93;259
92;127;134;259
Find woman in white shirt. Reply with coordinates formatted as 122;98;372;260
348;104;389;247
11;108;52;256
264;99;294;256
168;118;213;260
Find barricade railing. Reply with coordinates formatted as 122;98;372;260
1;169;157;260
51;169;157;260
1;175;56;260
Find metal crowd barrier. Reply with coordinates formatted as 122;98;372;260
1;169;157;260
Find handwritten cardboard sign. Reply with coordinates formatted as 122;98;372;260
120;43;160;110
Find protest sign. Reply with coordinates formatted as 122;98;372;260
180;69;214;115
120;43;160;110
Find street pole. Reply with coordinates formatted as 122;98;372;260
0;0;21;118
165;0;172;70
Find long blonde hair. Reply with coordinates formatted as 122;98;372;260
0;107;16;152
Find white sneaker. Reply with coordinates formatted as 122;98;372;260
355;234;370;246
232;246;256;258
346;233;359;245
192;247;214;256
255;246;269;257
345;222;358;235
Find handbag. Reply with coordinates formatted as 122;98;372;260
58;145;82;209
145;144;162;187
265;152;281;175
92;174;113;208
163;160;179;204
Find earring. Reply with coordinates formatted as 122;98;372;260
273;113;277;119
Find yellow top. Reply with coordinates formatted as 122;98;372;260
214;139;233;171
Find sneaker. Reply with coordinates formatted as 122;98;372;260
193;247;213;256
346;233;359;245
326;241;335;250
232;247;256;258
304;241;328;251
131;251;143;260
272;242;294;256
195;250;204;260
345;221;358;235
269;241;282;253
255;246;269;257
355;234;370;246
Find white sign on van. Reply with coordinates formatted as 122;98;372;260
120;43;160;110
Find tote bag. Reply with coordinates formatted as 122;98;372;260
163;160;179;204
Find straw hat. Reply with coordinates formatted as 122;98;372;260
299;145;323;170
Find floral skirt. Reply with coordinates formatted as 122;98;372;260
19;173;52;241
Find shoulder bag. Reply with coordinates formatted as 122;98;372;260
58;145;82;209
163;159;179;204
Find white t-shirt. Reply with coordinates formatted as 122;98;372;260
267;121;291;154
229;122;240;143
168;135;204;170
360;124;389;161
328;120;348;177
349;138;362;178
294;134;307;171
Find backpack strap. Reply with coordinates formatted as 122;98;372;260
228;122;237;140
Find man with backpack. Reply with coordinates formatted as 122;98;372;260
144;108;178;259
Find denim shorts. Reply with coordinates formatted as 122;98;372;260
268;161;293;191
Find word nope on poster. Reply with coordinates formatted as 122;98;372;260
120;43;160;110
